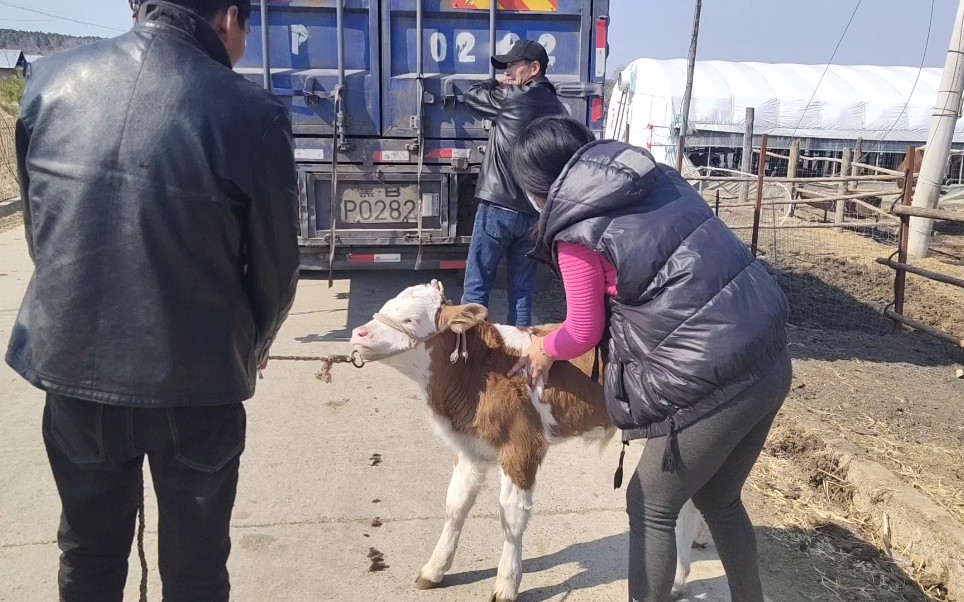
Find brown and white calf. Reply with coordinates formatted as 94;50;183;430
349;281;707;601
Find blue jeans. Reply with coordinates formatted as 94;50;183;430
462;202;538;327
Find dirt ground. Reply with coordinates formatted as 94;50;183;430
931;209;964;267
782;326;964;538
751;209;964;526
746;416;954;602
741;204;964;340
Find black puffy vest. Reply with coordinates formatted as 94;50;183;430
533;141;789;441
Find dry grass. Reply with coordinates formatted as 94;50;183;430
845;415;964;526
0;210;22;234
771;225;964;339
785;398;964;533
817;224;964;335
749;421;951;601
0;112;18;201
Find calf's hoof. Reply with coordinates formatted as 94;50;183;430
491;575;520;601
415;575;443;590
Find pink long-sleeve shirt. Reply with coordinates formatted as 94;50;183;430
542;242;618;361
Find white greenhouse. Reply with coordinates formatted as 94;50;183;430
607;58;964;181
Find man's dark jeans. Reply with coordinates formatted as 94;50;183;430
462;201;539;327
43;393;246;602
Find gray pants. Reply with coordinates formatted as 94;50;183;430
627;351;792;602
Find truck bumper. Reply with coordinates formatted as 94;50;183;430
299;245;470;271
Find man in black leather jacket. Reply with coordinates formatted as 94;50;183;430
461;39;567;327
8;1;299;599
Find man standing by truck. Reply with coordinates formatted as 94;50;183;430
462;39;567;327
8;1;299;600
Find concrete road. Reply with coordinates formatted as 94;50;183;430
0;226;730;602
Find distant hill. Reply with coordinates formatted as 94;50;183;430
0;29;103;56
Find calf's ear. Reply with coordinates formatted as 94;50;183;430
438;304;488;334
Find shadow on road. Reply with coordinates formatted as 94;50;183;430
431;521;938;602
442;533;725;602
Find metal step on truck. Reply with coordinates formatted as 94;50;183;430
237;0;610;272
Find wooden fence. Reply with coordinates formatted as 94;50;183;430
878;147;964;348
687;136;963;344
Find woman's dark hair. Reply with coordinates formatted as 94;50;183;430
131;0;252;25
512;115;596;200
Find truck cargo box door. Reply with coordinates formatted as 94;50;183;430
238;0;380;137
382;0;591;140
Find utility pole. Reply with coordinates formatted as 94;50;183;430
908;0;964;258
676;0;702;172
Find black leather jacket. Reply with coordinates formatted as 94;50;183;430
534;141;790;441
7;3;300;407
465;76;567;215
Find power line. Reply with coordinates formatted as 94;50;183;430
788;0;864;140
0;0;125;33
860;0;937;162
0;0;107;23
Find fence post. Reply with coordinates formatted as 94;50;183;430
788;141;799;194
893;145;915;331
751;134;768;256
787;141;799;216
739;107;755;204
836;148;852;232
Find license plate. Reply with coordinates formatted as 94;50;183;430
340;184;437;224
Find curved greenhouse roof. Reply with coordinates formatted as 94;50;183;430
607;58;964;145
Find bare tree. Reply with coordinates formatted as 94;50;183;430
604;64;626;112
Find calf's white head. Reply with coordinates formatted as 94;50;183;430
350;280;488;361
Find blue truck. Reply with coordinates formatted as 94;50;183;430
237;0;610;272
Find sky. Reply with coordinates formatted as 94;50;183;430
1;0;958;71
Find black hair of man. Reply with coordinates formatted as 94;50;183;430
129;0;252;25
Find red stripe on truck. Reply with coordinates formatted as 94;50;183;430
348;254;401;264
452;0;558;10
596;17;607;49
595;17;608;80
591;97;604;123
426;148;471;160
